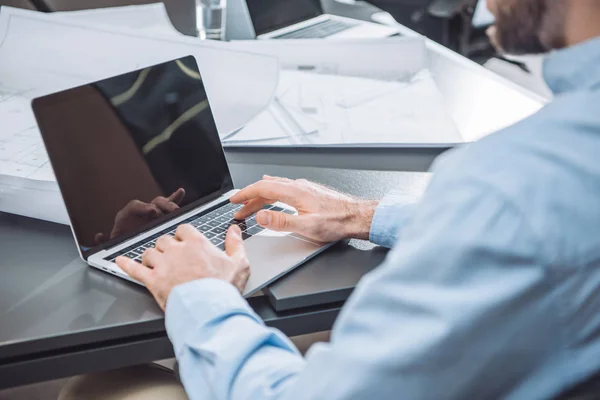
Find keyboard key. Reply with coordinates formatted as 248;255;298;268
236;221;248;231
282;208;295;214
247;226;264;236
215;233;227;241
210;237;223;246
270;206;284;212
207;220;221;228
197;214;212;223
245;219;258;229
221;203;237;211
212;225;227;235
204;231;217;239
198;226;210;232
215;215;230;224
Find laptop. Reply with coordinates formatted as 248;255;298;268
31;56;333;297
245;0;397;40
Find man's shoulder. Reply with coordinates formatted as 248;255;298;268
432;100;600;267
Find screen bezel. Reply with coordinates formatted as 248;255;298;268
246;0;324;36
31;56;234;260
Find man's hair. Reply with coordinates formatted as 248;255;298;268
493;0;568;54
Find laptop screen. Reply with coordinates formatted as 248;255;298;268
246;0;323;36
32;56;234;259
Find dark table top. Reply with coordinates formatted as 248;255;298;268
0;160;429;388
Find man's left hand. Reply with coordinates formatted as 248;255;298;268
116;224;250;311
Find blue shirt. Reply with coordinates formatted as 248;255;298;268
166;37;600;400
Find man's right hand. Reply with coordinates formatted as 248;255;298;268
231;176;378;242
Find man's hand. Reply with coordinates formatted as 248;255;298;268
95;188;186;244
231;175;379;242
116;224;250;311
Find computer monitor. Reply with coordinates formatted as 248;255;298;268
245;0;323;36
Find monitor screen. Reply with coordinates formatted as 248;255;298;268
33;56;233;259
246;0;323;36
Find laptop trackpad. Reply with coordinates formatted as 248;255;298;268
243;234;322;296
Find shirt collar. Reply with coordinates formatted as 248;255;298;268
543;36;600;95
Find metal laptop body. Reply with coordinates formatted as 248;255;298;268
243;0;397;39
31;56;331;297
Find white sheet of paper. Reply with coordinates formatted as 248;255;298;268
222;104;318;144
53;3;183;38
220;38;461;146
0;7;278;136
227;37;427;81
0;7;279;223
232;70;461;146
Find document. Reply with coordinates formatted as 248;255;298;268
225;38;462;147
0;7;279;222
227;38;427;80
53;3;183;38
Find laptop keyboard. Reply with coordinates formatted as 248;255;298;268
105;202;294;263
274;19;358;39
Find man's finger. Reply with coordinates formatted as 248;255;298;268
156;235;178;251
168;188;186;205
262;175;293;183
225;225;247;261
141;248;163;268
234;197;270;220
175;224;205;242
152;197;179;213
256;210;301;232
230;181;301;206
116;256;154;284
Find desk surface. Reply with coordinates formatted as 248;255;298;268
0;163;429;389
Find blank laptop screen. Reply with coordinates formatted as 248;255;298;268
246;0;323;36
32;56;233;258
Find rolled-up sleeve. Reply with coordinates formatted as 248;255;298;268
166;279;305;400
369;192;418;248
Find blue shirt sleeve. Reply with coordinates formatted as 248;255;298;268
369;192;419;248
166;176;557;400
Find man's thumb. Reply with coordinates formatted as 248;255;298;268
256;210;298;232
225;225;246;259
